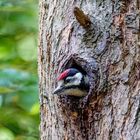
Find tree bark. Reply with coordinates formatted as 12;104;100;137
38;0;140;140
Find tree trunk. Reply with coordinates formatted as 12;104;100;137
38;0;140;140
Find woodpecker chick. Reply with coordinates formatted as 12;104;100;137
53;68;89;97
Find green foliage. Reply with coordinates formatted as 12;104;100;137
0;0;39;139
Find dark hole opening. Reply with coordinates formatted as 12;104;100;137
58;56;99;108
63;58;87;76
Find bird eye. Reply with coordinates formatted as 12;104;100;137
65;77;74;83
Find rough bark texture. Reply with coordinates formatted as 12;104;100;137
38;0;140;140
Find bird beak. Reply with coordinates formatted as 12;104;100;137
53;80;65;95
53;86;64;95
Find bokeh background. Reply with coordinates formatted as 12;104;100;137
0;0;39;140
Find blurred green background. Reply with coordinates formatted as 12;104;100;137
0;0;39;140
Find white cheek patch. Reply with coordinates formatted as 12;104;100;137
64;72;82;87
73;72;82;85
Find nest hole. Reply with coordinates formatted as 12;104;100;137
64;59;87;76
57;55;99;110
61;58;89;92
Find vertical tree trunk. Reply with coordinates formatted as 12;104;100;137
38;0;140;139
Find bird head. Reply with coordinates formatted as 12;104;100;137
53;68;89;97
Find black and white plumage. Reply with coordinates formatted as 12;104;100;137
53;68;89;97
